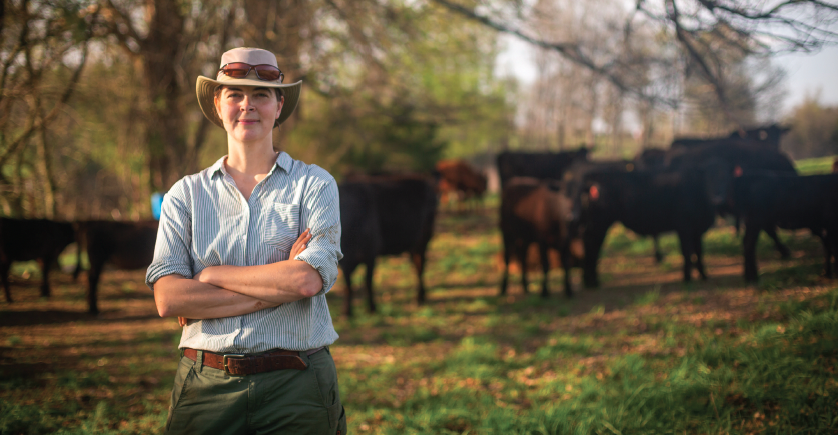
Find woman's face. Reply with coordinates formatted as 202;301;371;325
214;86;283;144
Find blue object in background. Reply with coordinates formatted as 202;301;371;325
151;192;166;220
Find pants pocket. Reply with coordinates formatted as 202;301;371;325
326;402;342;430
165;358;195;431
308;349;342;429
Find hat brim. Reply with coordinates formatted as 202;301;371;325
196;75;302;129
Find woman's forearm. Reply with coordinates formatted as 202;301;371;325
153;274;280;319
196;260;323;304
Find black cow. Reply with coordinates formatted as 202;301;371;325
496;147;589;187
568;169;717;288
727;124;791;149
499;177;578;298
565;159;671;263
0;218;74;302
666;140;798;258
634;148;667;171
671;124;790;150
732;173;838;282
74;220;158;314
338;175;437;317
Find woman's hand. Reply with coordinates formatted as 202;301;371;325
175;230;312;327
289;228;312;259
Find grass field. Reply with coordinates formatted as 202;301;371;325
2;201;838;434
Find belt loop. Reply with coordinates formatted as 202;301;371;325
196;350;204;373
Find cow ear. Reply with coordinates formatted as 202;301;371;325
589;184;600;201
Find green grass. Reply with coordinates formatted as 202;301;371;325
795;155;836;175
2;205;837;434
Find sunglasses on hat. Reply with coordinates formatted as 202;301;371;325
218;63;284;82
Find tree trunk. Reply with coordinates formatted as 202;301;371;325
142;0;186;191
36;116;56;219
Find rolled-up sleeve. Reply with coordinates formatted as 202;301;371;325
295;169;343;296
145;181;193;290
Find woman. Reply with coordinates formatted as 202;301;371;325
146;47;346;435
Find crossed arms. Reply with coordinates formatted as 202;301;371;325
153;229;319;321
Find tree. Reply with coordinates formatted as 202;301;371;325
431;0;838;127
785;96;838;159
0;0;100;217
97;0;237;190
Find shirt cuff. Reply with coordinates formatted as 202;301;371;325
294;249;338;296
145;261;193;291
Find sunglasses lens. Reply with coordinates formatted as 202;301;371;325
254;65;281;81
221;63;251;78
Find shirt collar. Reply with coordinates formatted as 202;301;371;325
210;152;292;179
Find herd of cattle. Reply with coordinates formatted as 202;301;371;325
2;123;836;317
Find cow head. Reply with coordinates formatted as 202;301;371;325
698;158;737;210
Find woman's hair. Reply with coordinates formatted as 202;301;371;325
213;85;285;128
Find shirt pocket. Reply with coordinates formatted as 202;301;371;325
265;203;301;252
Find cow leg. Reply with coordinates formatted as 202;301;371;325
653;235;663;264
818;233;832;278
73;241;83;282
538;243;550;298
87;261;103;315
560;245;573;299
411;251;427;305
500;235;512;296
517;243;529;294
365;259;377;313
39;256;53;298
677;232;693;282
832;231;838;278
583;227;609;288
1;260;11;303
743;224;761;283
765;226;791;259
340;263;356;317
694;232;708;280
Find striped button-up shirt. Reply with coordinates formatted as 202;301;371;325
145;152;342;353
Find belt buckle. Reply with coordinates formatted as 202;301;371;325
222;354;246;376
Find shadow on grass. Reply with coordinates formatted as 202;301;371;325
0;309;161;327
0;310;93;326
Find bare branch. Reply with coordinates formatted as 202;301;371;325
430;0;678;107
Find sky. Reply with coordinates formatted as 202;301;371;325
774;45;838;114
496;36;838;118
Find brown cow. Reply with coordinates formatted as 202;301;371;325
435;159;487;211
74;220;158;314
0;218;75;303
499;177;579;298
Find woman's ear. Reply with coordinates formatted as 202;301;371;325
276;95;284;120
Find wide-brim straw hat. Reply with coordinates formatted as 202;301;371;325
196;47;301;129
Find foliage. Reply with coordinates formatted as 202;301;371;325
784;97;838;160
0;0;513;219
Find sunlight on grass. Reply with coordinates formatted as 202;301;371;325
2;209;837;434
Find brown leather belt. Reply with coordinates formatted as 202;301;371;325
183;347;323;376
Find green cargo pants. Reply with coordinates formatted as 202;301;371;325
164;347;347;435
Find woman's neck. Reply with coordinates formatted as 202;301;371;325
225;140;277;176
